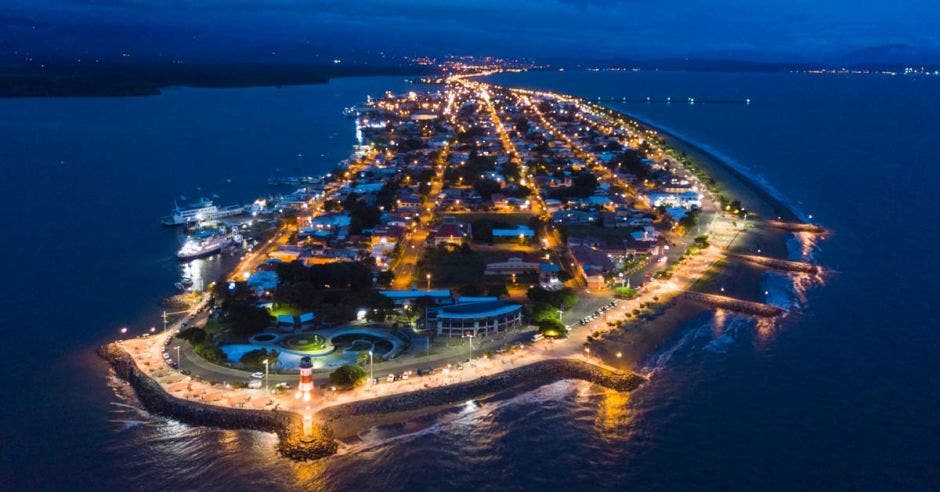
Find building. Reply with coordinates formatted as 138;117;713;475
379;289;454;306
645;191;703;209
428;217;471;246
491;224;535;241
427;300;523;337
571;245;615;276
484;256;541;276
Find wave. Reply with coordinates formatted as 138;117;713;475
343;381;578;456
761;270;803;311
109;419;148;431
703;333;736;354
639;313;716;374
786;231;819;262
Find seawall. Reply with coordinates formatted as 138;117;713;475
97;342;338;461
100;342;644;461
318;358;645;425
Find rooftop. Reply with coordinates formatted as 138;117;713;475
437;301;522;319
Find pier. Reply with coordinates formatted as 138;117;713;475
730;253;819;274
685;291;785;317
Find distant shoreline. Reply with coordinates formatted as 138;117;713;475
0;63;433;98
612;109;803;223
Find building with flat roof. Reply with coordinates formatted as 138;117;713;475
379;289;453;306
491;224;535;239
427;300;523;337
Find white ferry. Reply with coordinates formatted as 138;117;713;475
177;234;231;260
161;198;244;226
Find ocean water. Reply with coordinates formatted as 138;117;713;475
3;70;939;490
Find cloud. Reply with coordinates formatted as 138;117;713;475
8;0;940;61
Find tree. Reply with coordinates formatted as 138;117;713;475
612;149;651;181
329;364;368;389
537;319;567;338
240;348;278;371
473;178;502;200
528;303;561;323
193;342;226;364
177;326;207;344
571;172;598;197
212;281;255;310
693;235;710;248
224;304;273;335
486;284;509;297
527;286;578;310
614;286;637;299
376;270;395;287
348;200;381;233
458;282;485;296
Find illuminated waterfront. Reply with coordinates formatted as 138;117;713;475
3;69;938;489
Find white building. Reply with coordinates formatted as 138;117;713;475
427;300;523;337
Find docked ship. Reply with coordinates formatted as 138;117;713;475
177;234;231;260
161;198;245;226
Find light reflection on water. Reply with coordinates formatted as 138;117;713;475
99;233;820;490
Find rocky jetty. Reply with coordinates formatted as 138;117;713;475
97;342;337;461
100;342;643;461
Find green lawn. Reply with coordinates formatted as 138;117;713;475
268;305;303;318
283;334;328;351
418;245;486;285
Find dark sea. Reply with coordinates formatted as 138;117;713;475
2;70;938;491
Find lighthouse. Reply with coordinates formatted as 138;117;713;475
297;356;314;402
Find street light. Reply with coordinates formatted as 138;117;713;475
368;350;374;384
174;346;182;373
463;332;474;363
426;273;432;290
616;351;622;359
262;358;270;391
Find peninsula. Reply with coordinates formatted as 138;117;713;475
100;60;825;459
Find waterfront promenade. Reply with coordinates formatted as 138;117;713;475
112;203;742;427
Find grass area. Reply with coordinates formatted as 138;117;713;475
268;305;303;318
418;244;485;285
203;318;224;336
283;334;328;351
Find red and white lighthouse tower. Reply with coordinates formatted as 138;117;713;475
297;356;314;402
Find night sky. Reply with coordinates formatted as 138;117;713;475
3;0;939;64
